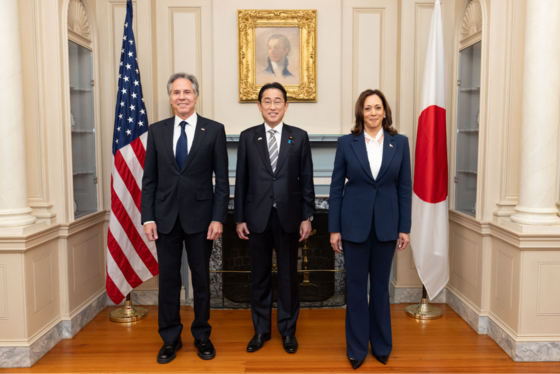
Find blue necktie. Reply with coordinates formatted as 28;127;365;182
176;121;188;169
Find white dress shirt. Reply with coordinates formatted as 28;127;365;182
264;121;283;154
365;128;384;180
173;112;197;156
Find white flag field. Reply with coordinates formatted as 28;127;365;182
410;0;449;300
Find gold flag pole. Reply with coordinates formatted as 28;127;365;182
404;285;443;320
109;293;148;323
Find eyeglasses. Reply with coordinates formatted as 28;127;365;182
261;100;285;108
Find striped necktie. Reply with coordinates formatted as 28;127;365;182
268;129;278;173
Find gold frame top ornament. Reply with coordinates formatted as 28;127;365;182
238;9;317;102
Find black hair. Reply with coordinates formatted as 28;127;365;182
258;82;288;103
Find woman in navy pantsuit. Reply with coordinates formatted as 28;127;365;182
329;89;412;369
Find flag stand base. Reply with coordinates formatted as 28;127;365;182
110;294;148;323
404;286;443;320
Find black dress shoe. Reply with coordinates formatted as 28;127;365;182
349;358;364;370
194;339;216;360
247;333;271;352
373;354;389;365
282;335;298;354
157;340;182;364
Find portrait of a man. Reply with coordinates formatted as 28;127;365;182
256;28;300;85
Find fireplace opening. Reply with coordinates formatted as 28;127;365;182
210;210;346;308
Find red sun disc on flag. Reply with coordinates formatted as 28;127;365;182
414;105;448;204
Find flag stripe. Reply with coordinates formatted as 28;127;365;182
107;249;131;297
120;143;145;195
111;180;159;275
114;151;142;211
107;229;143;287
111;170;157;258
109;212;153;280
130;137;146;168
105;267;125;304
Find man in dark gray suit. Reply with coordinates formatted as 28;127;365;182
141;73;228;363
234;82;316;354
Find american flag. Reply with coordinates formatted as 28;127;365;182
106;0;158;304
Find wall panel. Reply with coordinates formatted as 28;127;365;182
495;250;513;309
537;263;560;315
33;254;53;313
156;0;211;121
24;240;60;339
0;265;6;320
353;10;382;108
342;0;397;133
519;251;560;336
490;237;520;332
448;220;483;308
452;232;478;291
0;255;26;341
66;223;105;313
72;234;101;291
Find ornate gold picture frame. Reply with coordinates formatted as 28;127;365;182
238;9;317;102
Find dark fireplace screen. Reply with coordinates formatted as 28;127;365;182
209;210;346;308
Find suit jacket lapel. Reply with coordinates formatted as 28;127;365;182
254;124;274;176
351;131;375;182
181;114;207;173
274;124;292;175
164;117;179;171
376;132;396;181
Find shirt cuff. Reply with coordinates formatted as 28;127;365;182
143;221;155;225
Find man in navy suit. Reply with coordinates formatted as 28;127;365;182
141;73;229;363
234;82;316;354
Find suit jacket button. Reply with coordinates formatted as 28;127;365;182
273;178;276;181
374;185;378;190
270;195;273;199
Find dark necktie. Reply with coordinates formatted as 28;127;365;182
175;121;188;169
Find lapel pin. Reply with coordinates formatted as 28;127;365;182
389;143;393;148
289;136;294;144
201;128;205;131
258;137;262;141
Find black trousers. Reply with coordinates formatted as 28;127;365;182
249;208;300;337
343;211;397;360
156;216;212;343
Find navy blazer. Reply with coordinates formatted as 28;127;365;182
328;131;412;243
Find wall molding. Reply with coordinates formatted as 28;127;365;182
459;0;482;50
67;0;92;48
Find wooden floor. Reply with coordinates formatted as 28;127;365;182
3;304;559;373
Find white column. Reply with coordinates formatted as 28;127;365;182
0;0;36;227
511;0;560;225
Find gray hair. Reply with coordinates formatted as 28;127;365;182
167;72;199;97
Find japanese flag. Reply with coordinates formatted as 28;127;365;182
410;0;449;300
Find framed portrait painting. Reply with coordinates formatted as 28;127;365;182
238;10;317;102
